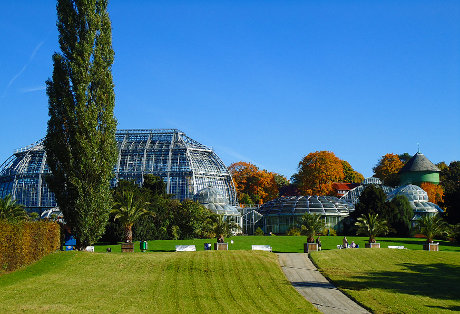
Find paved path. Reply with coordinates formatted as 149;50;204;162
278;253;369;314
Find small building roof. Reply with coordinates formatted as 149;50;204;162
399;152;440;173
332;182;360;191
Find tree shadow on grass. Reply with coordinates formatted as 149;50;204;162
425;305;460;312
0;252;76;288
148;249;175;252
332;262;460;300
378;238;460;251
291;281;336;289
377;238;425;246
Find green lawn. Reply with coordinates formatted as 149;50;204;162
95;235;460;253
310;249;460;313
0;251;318;313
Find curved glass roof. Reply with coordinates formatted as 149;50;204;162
258;195;355;216
387;184;442;214
340;178;394;204
0;129;237;212
194;186;241;216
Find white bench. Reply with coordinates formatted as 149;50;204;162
388;246;405;249
175;245;196;252
251;245;272;252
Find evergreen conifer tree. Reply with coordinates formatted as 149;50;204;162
44;0;117;248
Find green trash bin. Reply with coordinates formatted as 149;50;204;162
140;241;148;252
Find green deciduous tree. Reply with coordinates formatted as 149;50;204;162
342;160;364;183
353;185;388;219
173;200;212;240
44;0;117;248
398;153;412;164
441;161;460;224
142;174;168;198
384;195;413;236
355;213;389;243
0;195;28;223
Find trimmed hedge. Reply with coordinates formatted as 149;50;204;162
0;220;60;273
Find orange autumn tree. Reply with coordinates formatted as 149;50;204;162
420;182;444;206
373;153;404;186
228;162;280;205
297;151;345;196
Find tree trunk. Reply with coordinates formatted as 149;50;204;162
125;224;133;243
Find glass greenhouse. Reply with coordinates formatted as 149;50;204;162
193;186;242;231
386;184;443;218
340;177;395;205
258;196;355;233
340;177;443;219
0;129;237;213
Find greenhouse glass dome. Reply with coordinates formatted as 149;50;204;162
386;184;442;217
0;129;237;213
193;186;242;230
258;195;355;233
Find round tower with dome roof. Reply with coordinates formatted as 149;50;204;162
398;152;440;186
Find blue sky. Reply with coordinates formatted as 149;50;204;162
0;1;459;179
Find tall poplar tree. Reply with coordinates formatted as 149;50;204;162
45;0;117;248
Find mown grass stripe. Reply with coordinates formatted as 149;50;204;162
311;250;460;313
0;251;318;313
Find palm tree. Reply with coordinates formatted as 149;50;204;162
301;212;325;243
355;213;389;243
111;191;152;243
417;215;447;243
204;214;240;241
0;195;27;223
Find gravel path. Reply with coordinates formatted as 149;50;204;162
278;253;369;314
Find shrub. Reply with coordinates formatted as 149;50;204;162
100;216;124;244
255;227;264;236
0;220;60;273
322;228;337;236
286;226;301;236
171;225;180;240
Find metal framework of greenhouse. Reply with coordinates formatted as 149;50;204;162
239;206;264;235
0;129;237;213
